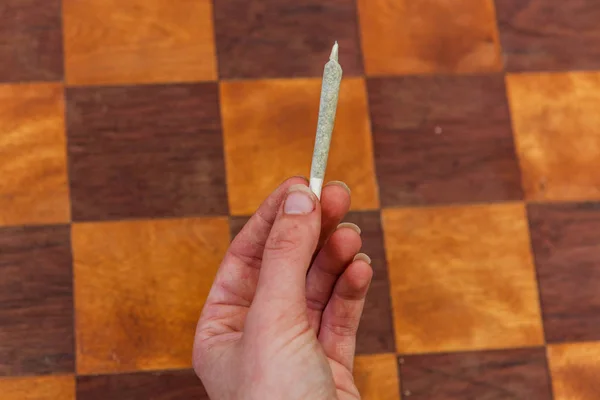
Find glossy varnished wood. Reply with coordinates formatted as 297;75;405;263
0;83;70;226
506;72;600;201
63;0;217;85
353;354;400;400
72;217;229;374
0;375;74;400
496;0;600;72
76;370;208;400
0;0;63;82
213;0;363;78
0;225;74;376
548;342;600;400
368;75;523;207
528;203;600;343
221;78;379;215
400;348;552;399
66;83;228;221
382;203;544;354
1;1;600;397
358;0;502;76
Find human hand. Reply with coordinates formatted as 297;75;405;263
193;177;372;400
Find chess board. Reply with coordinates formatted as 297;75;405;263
1;0;599;398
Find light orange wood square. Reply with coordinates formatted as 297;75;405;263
63;0;217;85
353;354;400;400
0;83;70;226
382;202;544;354
72;217;229;374
507;72;600;201
0;375;74;400
221;77;379;215
357;0;502;76
548;342;600;400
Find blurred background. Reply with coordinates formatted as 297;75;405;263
1;0;599;398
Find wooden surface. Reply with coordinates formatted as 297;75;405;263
213;0;364;78
221;78;379;215
548;342;600;400
76;370;208;400
383;203;544;354
496;0;600;72
353;354;401;400
369;74;523;207
0;0;63;82
0;375;75;400
507;72;600;201
528;203;600;343
400;348;553;399
72;217;228;374
0;226;74;376
67;83;228;221
358;0;502;75
0;83;70;226
63;0;217;85
0;0;599;398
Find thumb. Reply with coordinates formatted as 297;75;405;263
252;183;321;314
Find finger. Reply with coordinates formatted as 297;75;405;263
305;223;362;332
252;183;321;314
318;255;372;372
204;176;307;310
317;181;351;251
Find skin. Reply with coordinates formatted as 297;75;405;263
193;177;372;400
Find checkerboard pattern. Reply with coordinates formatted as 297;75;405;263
1;0;599;398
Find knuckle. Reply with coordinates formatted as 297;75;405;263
322;316;359;337
264;225;303;255
306;296;329;312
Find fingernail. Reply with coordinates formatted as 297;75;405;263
325;180;351;194
291;175;309;183
284;184;316;215
353;253;371;264
337;222;361;235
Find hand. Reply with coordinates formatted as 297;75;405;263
193;177;372;400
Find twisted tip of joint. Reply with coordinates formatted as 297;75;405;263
330;41;339;62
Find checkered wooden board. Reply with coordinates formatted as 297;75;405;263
1;0;599;398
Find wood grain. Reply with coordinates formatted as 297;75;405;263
353;354;400;400
72;217;229;374
548;342;600;400
496;0;600;72
344;211;395;354
368;75;523;207
76;369;208;400
507;72;600;201
213;0;363;79
382;203;544;354
63;0;216;85
0;375;74;400
0;0;63;82
358;0;502;76
66;83;228;221
221;78;379;215
0;225;74;376
528;203;600;343
0;83;70;226
400;348;552;399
